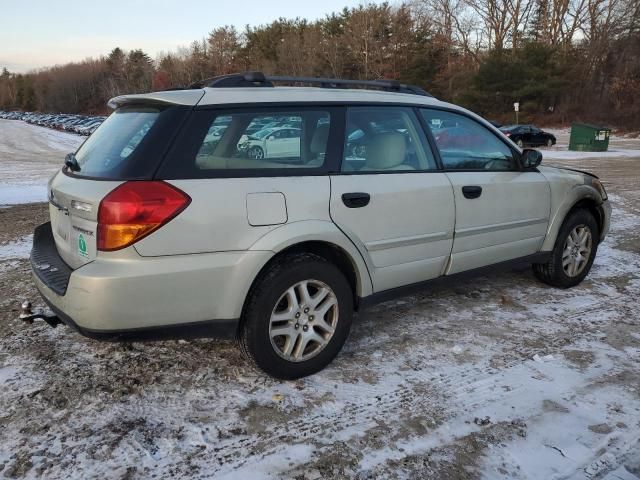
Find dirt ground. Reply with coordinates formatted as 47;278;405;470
0;121;639;479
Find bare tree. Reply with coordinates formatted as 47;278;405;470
507;0;534;50
466;0;514;49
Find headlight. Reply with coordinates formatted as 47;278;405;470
592;179;608;200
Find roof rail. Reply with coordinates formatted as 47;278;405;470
191;72;433;97
190;72;273;89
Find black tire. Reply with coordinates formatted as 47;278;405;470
546;138;553;147
517;138;524;148
239;253;353;379
248;146;264;160
353;144;366;158
533;209;599;288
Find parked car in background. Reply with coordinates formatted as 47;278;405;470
23;72;610;379
0;111;27;120
0;110;105;136
75;118;105;135
238;126;302;160
500;124;556;147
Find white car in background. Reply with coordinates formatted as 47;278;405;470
239;126;301;160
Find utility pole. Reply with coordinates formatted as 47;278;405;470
514;102;520;124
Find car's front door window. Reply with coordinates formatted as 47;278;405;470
421;109;518;171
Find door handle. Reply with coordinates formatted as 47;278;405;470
462;185;482;199
342;192;370;208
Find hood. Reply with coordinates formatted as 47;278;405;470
543;164;599;179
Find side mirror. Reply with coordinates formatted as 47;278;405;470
522;148;542;168
267;135;275;141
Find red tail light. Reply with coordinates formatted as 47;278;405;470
505;132;511;137
97;181;191;251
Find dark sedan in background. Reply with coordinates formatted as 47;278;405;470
500;124;556;147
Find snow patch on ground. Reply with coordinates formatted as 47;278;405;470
479;348;640;478
0;185;49;206
0;119;83;205
544;149;640;160
0;234;32;260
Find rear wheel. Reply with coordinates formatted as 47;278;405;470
546;138;553;147
239;253;353;379
517;139;524;148
533;209;599;288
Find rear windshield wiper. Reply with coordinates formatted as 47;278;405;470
65;152;81;172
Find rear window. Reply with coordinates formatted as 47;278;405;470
69;105;189;180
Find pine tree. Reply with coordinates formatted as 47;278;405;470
126;49;153;93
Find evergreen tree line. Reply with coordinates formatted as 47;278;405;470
1;0;638;127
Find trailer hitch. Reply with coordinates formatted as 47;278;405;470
19;301;62;328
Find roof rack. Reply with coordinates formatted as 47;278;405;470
190;72;433;97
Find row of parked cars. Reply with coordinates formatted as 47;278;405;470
0;111;106;136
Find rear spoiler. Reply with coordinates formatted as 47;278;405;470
108;89;205;109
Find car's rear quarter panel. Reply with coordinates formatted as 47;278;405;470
134;176;332;256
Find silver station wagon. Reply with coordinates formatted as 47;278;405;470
24;72;611;379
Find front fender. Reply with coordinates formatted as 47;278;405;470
249;220;374;297
541;183;604;251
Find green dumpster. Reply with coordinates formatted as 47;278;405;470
569;123;611;152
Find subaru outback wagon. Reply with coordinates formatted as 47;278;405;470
27;72;611;379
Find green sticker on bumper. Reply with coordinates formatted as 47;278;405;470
78;233;89;258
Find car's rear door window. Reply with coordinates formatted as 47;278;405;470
341;107;436;172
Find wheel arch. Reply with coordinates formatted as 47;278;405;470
568;198;605;234
245;220;374;311
541;186;605;251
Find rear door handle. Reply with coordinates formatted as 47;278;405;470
342;192;370;208
462;185;482;199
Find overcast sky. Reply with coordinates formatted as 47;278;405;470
1;0;380;73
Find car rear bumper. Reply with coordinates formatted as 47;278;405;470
30;222;272;340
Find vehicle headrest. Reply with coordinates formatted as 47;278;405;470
365;133;406;169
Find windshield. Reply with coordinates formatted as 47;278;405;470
73;106;160;178
252;128;276;139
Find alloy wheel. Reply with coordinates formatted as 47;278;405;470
269;279;339;362
562;225;592;277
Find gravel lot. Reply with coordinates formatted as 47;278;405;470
0;120;639;479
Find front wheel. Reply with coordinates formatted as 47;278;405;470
239;253;353;379
248;146;264;160
533;209;599;288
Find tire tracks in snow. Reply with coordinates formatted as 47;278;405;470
176;301;625;477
